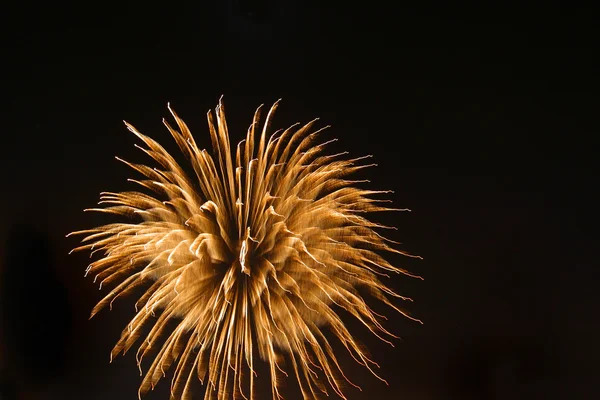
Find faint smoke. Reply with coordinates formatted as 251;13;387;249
0;224;73;398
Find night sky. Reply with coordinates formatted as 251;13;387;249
1;2;598;399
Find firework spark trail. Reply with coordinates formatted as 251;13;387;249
68;98;422;400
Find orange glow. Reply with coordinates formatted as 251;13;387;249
68;98;422;400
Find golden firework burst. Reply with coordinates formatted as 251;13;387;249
68;98;422;400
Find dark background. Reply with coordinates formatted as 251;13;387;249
1;1;598;399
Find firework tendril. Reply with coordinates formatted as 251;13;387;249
68;98;422;400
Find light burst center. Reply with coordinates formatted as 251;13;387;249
68;98;422;400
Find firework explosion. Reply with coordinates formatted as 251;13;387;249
68;98;422;400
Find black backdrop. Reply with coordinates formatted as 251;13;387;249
1;2;597;399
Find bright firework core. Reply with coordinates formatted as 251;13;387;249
68;98;422;400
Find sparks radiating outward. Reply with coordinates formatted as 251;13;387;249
68;98;422;400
